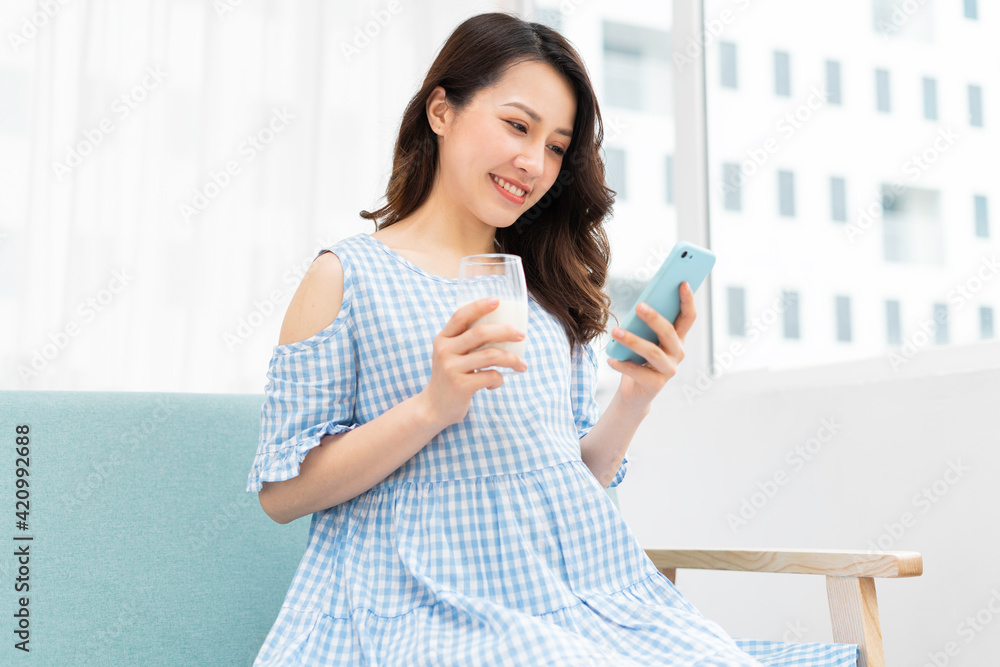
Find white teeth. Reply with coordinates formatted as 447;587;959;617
492;174;525;197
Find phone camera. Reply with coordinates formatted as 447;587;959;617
681;251;688;258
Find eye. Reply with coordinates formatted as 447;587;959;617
506;121;566;157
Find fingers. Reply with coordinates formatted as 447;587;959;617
611;285;696;372
672;282;698;343
439;298;500;338
454;322;526;356
456;346;528;374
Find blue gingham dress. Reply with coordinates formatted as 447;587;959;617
246;232;859;666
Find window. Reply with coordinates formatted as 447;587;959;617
835;295;852;342
603;21;672;114
728;287;746;336
774;51;791;97
933;304;949;344
825;60;842;105
965;0;978;20
982;307;995;339
665;154;674;205
830;176;847;222
605;147;627;200
881;186;944;265
778;170;795;217
886;300;902;345
968;84;983;127
720;42;738;89
975;195;989;238
922;77;938;120
783;291;800;339
722;163;742;211
875;69;891;113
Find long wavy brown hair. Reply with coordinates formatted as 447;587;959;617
360;12;617;355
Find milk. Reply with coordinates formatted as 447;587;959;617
465;297;528;359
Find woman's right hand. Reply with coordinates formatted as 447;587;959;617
419;297;528;427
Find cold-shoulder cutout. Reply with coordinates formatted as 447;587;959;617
274;249;352;355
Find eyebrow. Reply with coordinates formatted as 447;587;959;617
500;102;573;139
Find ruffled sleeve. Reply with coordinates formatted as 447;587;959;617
571;338;628;488
246;249;361;494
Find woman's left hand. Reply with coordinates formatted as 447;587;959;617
607;282;697;412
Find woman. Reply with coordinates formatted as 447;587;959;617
246;12;858;666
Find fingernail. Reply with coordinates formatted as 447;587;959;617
637;303;648;314
486;297;499;305
612;327;623;338
516;330;526;339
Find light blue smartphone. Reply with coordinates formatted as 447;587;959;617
606;241;716;365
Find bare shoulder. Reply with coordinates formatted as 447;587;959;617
277;250;346;346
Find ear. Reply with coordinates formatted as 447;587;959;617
425;85;452;137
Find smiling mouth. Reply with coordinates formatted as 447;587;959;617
490;174;527;203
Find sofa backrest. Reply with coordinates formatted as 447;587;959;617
0;391;310;666
0;390;620;665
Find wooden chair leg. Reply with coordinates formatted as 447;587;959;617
826;576;885;667
659;567;676;585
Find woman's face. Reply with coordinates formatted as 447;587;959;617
428;60;577;230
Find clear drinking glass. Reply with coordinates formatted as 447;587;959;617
456;254;528;375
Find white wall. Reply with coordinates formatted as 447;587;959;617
613;337;1000;664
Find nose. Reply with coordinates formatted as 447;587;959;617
514;140;546;180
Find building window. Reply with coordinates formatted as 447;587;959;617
886;300;902;345
606;147;627;200
727;287;746;336
778;170;796;217
881;185;944;265
922;77;938;120
835;296;852;342
982;307;995;339
875;69;891;113
969;84;984;127
825;60;842;105
830;176;847;222
774;51;791;97
720;42;738;89
965;0;978;19
933;303;949;344
782;291;800;339
975;195;989;238
722;163;742;211
665;154;674;205
603;21;672;115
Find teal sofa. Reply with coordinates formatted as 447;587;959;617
0;390;619;666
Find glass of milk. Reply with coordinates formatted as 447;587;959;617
456;253;528;375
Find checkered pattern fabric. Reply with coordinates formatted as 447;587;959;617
246;233;858;666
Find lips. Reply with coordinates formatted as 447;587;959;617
490;173;530;196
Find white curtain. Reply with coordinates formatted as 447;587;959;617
2;0;527;392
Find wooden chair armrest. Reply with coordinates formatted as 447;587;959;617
644;548;923;579
643;549;923;667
